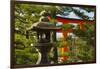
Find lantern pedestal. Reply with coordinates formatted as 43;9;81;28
35;42;53;64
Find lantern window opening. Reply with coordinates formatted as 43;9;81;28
42;33;46;39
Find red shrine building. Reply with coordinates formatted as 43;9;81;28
55;15;95;62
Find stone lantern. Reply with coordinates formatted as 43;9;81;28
26;11;61;64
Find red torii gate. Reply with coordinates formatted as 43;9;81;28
56;16;94;34
55;16;94;62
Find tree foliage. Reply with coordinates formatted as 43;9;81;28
14;3;95;64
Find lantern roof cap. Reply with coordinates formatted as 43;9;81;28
35;22;61;30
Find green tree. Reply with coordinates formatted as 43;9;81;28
14;3;95;64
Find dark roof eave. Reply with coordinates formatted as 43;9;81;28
31;27;61;31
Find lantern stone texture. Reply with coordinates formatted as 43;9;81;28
26;11;61;64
